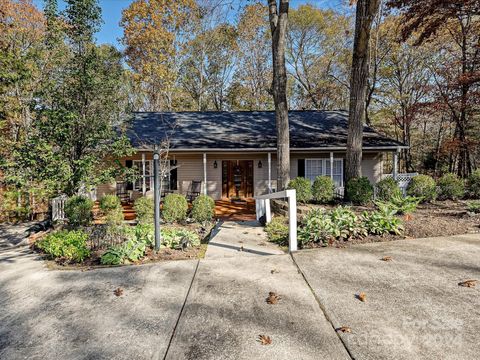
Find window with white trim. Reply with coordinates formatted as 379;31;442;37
305;158;344;187
133;160;152;191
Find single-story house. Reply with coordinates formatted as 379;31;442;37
97;110;406;201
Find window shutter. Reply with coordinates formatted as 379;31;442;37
170;160;178;190
125;160;133;191
298;159;305;177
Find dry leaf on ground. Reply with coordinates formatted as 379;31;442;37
266;291;281;304
356;292;366;302
270;269;279;274
114;288;124;296
257;335;272;345
458;280;477;288
336;326;351;333
380;256;393;262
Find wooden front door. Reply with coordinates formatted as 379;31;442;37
222;160;254;198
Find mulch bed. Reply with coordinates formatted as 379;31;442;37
302;200;480;249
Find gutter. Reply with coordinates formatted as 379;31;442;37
134;146;408;153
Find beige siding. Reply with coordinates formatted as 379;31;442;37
96;150;385;200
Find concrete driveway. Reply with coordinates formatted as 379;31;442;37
293;234;480;360
0;247;197;360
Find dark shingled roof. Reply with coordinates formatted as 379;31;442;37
127;110;405;151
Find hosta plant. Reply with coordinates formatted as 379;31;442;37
362;208;403;236
375;194;420;215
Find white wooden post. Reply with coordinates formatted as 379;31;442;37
203;153;207;195
268;152;272;193
330;152;334;181
265;199;271;223
142;153;146;195
286;189;297;252
393;151;399;181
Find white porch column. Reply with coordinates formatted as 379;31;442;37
268;152;272;193
142;153;146;195
203;153;207;195
393;150;399;181
330;152;334;181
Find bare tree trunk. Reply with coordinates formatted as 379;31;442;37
268;0;290;190
346;0;381;182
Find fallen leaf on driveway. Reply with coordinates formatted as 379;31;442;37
336;326;351;333
114;288;124;296
458;279;477;287
257;335;272;345
380;256;393;262
270;269;279;274
355;292;366;302
266;292;281;304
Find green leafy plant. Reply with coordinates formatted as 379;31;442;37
162;194;188;222
161;227;200;249
467;169;480;199
375;194;420;215
467;202;480;214
99;194;123;226
65;195;93;227
362;208;403;236
101;237;146;265
287;177;312;203
190;195;215;222
265;216;289;245
407;174;436;202
375;177;401;201
437;173;465;200
134;196;154;224
298;207;366;246
134;223;154;246
346;177;374;205
312;176;335;203
36;230;90;262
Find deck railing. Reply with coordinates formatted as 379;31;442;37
51;194;68;222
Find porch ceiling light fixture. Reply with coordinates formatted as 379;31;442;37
258;160;262;168
213;160;218;169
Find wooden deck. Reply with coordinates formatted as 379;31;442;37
94;198;256;223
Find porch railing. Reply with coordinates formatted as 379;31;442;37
51;194;68;222
380;173;418;197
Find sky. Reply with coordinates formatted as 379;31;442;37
32;0;346;48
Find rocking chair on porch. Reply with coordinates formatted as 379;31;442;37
187;180;202;202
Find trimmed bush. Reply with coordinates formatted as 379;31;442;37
375;177;401;201
287;177;312;203
265;216;289;246
36;230;90;262
162;194;188;222
437;173;465;200
407;174;436;202
467;169;480;198
100;195;123;226
312;176;335;203
134;197;154;224
65;196;93;226
346;177;374;205
191;195;215;223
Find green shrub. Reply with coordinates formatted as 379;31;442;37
375;177;401;201
162;194;188;222
100;195;123;226
134;197;154;224
362;208;403;235
191;195;215;222
101;237;146;265
437;173;465;200
36;230;90;262
375;194;420;215
467;169;480;198
65;196;93;226
287;177;312;203
312;176;335;203
298;207;366;246
265;216;289;246
346;177;374;205
161;227;200;249
467;201;480;214
407;175;437;202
